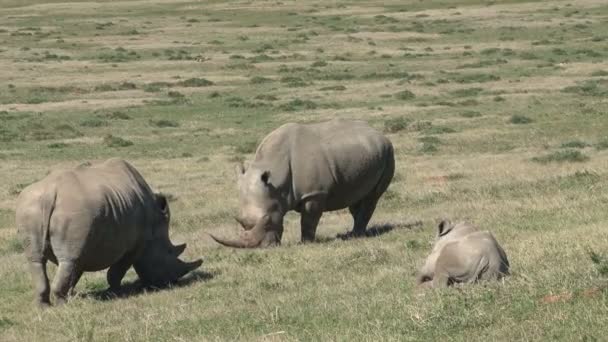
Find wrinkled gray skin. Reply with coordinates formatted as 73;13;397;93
417;220;510;288
210;119;394;248
16;158;202;307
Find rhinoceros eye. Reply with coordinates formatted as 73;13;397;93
261;171;270;185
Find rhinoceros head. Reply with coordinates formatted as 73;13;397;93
209;164;284;248
134;193;202;286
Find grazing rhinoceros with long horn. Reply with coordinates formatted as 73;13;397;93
417;220;510;288
210;119;395;248
16;158;202;306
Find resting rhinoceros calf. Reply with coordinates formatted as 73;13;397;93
16;158;202;306
417;220;510;288
210;119;395;248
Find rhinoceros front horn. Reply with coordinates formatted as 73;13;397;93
177;258;203;276
209;215;269;248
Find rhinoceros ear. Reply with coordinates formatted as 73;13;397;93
437;219;453;237
261;170;270;185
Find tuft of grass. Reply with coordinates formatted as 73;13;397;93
532;150;590;164
103;134;133;147
589;250;608;277
509;115;533;124
383;117;411;133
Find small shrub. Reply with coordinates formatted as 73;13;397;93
177;78;213;87
394;90;416;100
235;141;258;154
460;110;482;118
150;119;179;128
319;85;346;91
250;76;273;84
591;70;608;77
80;118;108;127
424;125;456;134
103;134;133;147
560;140;589;149
532;150;589;164
410;121;433;132
562;80;608;97
418;136;441;144
6;237;25;254
450;87;483;97
143;82;172;92
280;76;307;87
595;139;608;150
279;99;318;111
47;142;68;149
255;94;278;101
311;60;328;67
106;111;131;120
419;142;438;153
383;117;411;133
509;115;533;124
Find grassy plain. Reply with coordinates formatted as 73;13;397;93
1;0;608;340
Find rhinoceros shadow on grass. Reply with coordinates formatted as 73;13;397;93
84;270;215;301
330;220;423;242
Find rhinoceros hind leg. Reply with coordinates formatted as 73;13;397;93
29;261;51;307
51;260;79;305
348;196;379;237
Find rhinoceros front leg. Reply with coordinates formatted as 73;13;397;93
300;200;322;242
51;260;81;305
107;249;138;291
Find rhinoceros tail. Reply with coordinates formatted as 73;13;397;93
375;140;395;198
39;185;57;255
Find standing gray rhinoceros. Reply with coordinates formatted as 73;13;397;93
417;220;510;288
16;158;202;306
210;119;395;248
